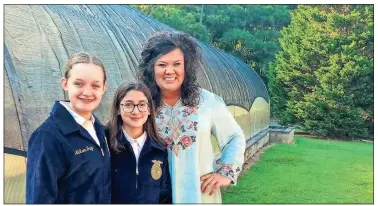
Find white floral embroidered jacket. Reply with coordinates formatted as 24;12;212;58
155;89;246;203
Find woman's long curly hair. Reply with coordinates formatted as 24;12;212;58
137;31;201;109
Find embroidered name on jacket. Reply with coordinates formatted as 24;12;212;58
75;146;94;155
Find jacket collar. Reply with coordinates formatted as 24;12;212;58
50;101;81;135
122;128;147;149
145;136;166;153
60;101;96;125
50;101;105;143
117;129;166;153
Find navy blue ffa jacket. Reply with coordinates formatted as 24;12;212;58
26;101;111;204
108;129;172;204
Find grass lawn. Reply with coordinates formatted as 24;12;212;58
223;136;373;204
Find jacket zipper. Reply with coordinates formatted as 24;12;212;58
97;140;104;157
104;135;110;157
136;152;140;190
136;165;139;189
91;142;103;157
80;128;105;157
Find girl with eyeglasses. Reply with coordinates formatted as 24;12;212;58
105;81;172;204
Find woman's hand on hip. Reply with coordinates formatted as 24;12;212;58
200;173;231;196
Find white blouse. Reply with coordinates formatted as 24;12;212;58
155;88;246;203
122;129;147;164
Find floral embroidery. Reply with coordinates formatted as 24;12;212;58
156;111;164;119
217;164;240;183
156;102;199;157
180;135;196;149
183;107;197;117
163;137;173;149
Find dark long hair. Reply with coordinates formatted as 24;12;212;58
105;81;166;153
137;31;201;109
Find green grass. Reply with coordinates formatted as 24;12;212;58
223;136;373;204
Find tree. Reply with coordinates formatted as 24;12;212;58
130;5;209;42
131;5;291;80
269;5;373;139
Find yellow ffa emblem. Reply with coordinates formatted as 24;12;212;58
151;160;163;180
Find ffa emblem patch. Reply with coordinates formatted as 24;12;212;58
151;160;163;180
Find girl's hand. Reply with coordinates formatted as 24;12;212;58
200;173;231;196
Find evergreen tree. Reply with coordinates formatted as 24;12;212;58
269;5;373;139
131;5;291;80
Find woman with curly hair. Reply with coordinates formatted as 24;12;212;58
137;31;246;203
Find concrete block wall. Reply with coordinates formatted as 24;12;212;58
270;127;295;144
217;127;295;172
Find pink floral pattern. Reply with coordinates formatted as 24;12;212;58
163;137;173;149
217;164;241;183
156;102;199;157
179;135;196;149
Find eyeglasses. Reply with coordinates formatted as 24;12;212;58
120;102;149;113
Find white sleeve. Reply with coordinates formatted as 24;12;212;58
210;94;246;184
